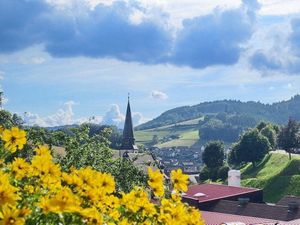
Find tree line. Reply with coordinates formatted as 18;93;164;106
0;109;146;193
200;118;300;181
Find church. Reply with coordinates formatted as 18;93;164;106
118;96;157;173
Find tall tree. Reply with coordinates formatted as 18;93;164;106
278;118;300;159
233;129;270;167
202;141;225;168
260;124;277;150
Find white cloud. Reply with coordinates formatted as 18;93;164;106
258;0;300;15
151;90;168;100
0;45;48;65
132;112;149;125
2;97;8;105
75;116;103;125
268;86;275;90
23;112;49;127
19;56;46;65
23;101;77;127
286;83;293;89
102;104;147;128
102;104;125;127
23;102;147;128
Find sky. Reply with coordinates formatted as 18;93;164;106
1;0;300;128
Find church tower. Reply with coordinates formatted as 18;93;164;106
120;95;138;151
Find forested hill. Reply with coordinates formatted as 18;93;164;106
136;95;300;130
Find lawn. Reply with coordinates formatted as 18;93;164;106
241;152;300;203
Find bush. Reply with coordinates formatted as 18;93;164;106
199;166;210;181
0;126;205;225
218;165;230;181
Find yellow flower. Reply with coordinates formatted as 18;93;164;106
171;190;182;202
34;145;52;158
24;185;34;194
148;168;164;197
170;169;189;192
0;204;26;225
10;158;30;180
98;173;115;194
37;197;52;214
81;207;103;225
1;127;26;153
0;172;20;206
40;187;81;214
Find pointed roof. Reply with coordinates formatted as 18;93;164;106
120;95;137;150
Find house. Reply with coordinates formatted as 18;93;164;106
182;183;263;209
183;183;300;224
201;211;278;225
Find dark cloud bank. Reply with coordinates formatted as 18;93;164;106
1;0;299;71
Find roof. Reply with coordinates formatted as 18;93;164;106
201;210;279;225
277;196;300;206
127;152;157;173
209;200;300;221
184;184;261;203
283;218;300;225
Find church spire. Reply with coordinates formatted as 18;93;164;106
121;94;137;150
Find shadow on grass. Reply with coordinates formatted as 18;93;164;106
243;157;300;203
242;154;272;179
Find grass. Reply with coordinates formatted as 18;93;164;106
155;130;199;148
241;152;300;203
135;130;170;146
135;117;203;147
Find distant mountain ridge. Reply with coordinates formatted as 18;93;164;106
136;95;300;130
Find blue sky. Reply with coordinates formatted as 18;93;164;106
1;0;300;127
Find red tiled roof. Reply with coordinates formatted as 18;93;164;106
185;183;261;203
201;211;279;225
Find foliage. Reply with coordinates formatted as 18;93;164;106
202;141;225;168
278;118;300;159
199;166;210;182
137;95;300;132
256;121;268;131
58;124;147;193
217;165;230;181
232;128;271;166
87;124;123;149
0;110;23;128
201;141;226;181
0;126;205;225
260;124;277;150
26;126;54;147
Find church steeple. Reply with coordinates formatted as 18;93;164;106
121;94;137;150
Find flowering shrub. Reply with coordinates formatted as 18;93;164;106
0;126;205;225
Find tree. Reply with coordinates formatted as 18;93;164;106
151;135;159;145
256;121;268;131
260;124;277;150
0;110;23;127
58;124;146;192
278;118;300;160
202;141;225;168
233;129;270;167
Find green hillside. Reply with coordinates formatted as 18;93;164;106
241;152;300;203
135;117;202;148
155;130;199;148
136;95;300;130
